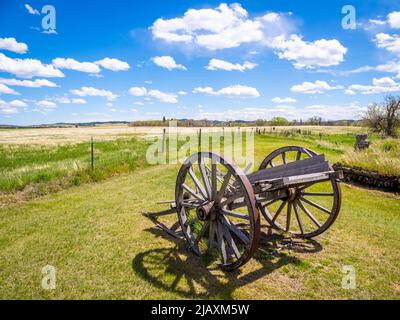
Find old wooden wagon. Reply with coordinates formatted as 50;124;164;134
145;146;343;270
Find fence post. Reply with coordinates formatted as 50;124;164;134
162;128;166;154
198;128;202;151
91;136;94;170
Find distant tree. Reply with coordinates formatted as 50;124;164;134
363;95;400;137
255;119;266;126
162;116;166;123
270;116;289;126
307;116;323;125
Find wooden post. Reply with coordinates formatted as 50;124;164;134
91;136;94;170
162;128;166;154
198;128;202;150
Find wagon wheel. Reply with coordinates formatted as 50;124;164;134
258;146;341;239
176;152;260;271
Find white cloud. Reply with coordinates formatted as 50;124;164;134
343;61;400;78
150;3;292;50
291;80;343;94
24;4;40;15
52;58;101;73
36;100;56;108
0;99;28;114
374;33;400;54
128;86;178;103
193;84;260;98
133;102;144;106
376;61;400;77
369;19;386;26
348;77;400;94
270;35;347;69
344;89;356;95
0;78;57;88
151;56;186;71
150;3;345;70
70;86;117;101
54;97;87;104
148;89;178;103
178;91;187;95
0;37;28;54
195;103;364;121
129;87;147;96
94;57;130;71
206;58;257;71
271;97;296;103
388;11;400;29
0;83;19;95
0;53;64;78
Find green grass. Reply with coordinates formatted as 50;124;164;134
0;163;398;299
0;135;399;299
337;138;400;176
0;137;152;203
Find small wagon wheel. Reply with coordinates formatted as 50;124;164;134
176;152;260;271
258;146;341;239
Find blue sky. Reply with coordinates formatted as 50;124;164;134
1;0;400;125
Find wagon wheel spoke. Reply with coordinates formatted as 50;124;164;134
216;221;228;264
221;209;250;220
282;152;287;164
293;201;304;234
188;168;207;199
219;217;241;259
181;200;204;209
211;163;217;201
220;192;242;207
269;160;275;167
216;172;232;203
208;221;216;250
182;183;205;201
286;202;292;232
272;200;287;223
199;162;212;199
303;149;313;157
300;191;334;196
296;199;321;228
299;196;331;215
263;198;280;208
220;215;250;245
193;220;210;248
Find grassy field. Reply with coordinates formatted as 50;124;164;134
0;126;399;299
0;137;151;205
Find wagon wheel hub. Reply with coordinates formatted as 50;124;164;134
287;187;298;202
196;201;216;221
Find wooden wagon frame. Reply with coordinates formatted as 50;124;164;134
145;146;343;270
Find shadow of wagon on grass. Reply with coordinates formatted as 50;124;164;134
132;227;322;299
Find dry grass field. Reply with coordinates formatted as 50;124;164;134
0;125;366;145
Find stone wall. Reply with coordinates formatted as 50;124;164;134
333;164;400;192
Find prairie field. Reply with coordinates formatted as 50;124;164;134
0;125;399;299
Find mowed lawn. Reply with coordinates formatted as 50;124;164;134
0;136;399;299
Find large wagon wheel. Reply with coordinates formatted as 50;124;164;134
258;146;341;239
176;152;260;271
